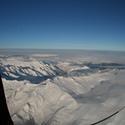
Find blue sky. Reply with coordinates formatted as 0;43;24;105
0;0;125;51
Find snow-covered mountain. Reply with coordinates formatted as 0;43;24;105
1;52;125;125
0;59;65;84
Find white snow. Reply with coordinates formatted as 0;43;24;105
1;52;125;125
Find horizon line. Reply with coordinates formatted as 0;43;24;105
0;48;125;52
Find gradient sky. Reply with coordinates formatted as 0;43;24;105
0;0;125;51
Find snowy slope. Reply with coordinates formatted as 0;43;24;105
1;54;125;125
